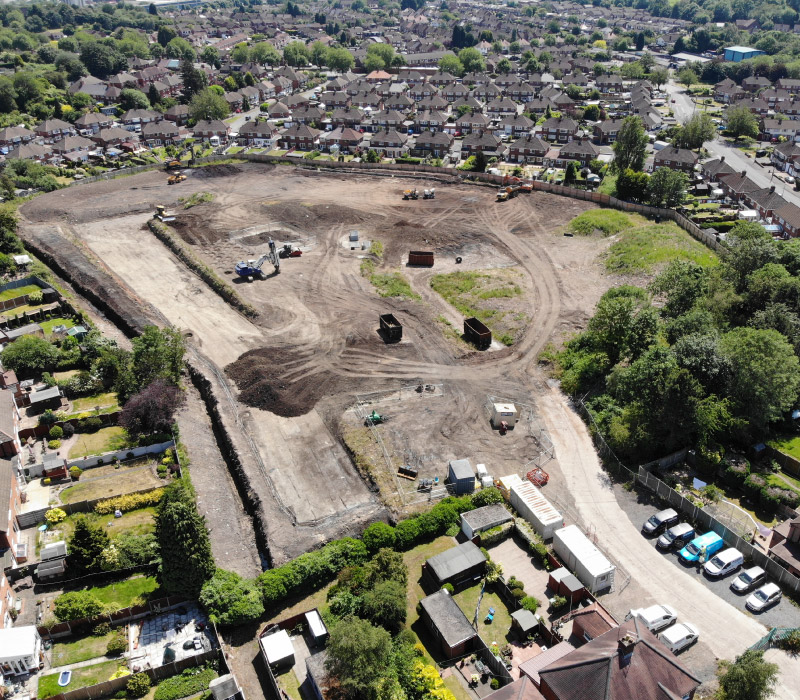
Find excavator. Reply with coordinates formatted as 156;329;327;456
235;238;280;278
496;176;532;201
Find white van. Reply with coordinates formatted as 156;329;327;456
703;547;744;578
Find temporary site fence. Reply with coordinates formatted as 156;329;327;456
749;626;800;651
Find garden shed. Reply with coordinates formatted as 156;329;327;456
423;540;486;589
461;503;513;540
511;608;539;638
259;629;294;669
419;589;478;659
448;459;475;495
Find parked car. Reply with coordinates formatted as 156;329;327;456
626;604;677;632
642;508;679;536
746;583;782;612
657;523;695;551
703;548;744;578
658;623;699;653
679;531;724;564
730;566;766;594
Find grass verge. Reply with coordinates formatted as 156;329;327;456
567;209;632;236
430;270;526;346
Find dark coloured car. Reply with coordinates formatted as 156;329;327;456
656;522;695;550
642;508;679;536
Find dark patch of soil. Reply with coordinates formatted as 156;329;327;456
225;347;345;417
170;212;219;246
193;164;246;178
240;230;294;246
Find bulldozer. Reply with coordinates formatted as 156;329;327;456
402;188;418;200
167;173;187;185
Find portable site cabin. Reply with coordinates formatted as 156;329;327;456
553;525;616;594
304;610;328;647
460;503;513;540
490;403;519;429
495;474;524;501
510;480;563;540
448;459;475;495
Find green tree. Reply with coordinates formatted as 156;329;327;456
324;617;393;700
166;37;195;62
649;67;669;89
12;73;42;112
231;42;250;64
80;42;126;79
717;649;779;700
497;57;512;74
361;580;406;633
327;47;355;72
251;42;281;66
0;76;17;112
53;590;103;621
119;88;150;112
647;167;688;208
677;66;698;89
649;260;709;318
458;46;485;73
726;103;759;140
362;522;396;553
310;40;329;67
0;335;60;376
283;41;310;67
612;116;648;172
189;88;228;123
564;160;579;184
156;499;215;596
69;516;111;575
616;168;650;203
364;54;385;72
199;569;265;626
181;59;207;100
201;46;221;68
438;54;464;76
157;26;177;47
130;326;185;397
583;104;601;121
673;112;716;150
720;327;800;431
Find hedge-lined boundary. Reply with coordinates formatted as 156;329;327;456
147;220;258;319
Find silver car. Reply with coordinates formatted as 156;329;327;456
730;566;766;594
746;583;782;612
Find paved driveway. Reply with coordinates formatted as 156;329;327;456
538;386;800;698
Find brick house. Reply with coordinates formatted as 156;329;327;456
141;121;182;147
237;120;277;149
539;117;579;144
593;118;626;144
775;202;800;237
596;75;623;93
462;131;503;156
192;120;231;141
279;123;321;150
369;128;409;158
717;170;762;201
456;112;491;135
33;119;75;143
508;134;549;164
320;127;364;154
652;147;698;173
744;186;788;219
556;138;601;167
411;130;453;158
701;157;737;182
164;104;190;126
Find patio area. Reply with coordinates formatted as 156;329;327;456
128;604;215;671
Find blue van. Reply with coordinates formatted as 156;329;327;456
679;531;724;564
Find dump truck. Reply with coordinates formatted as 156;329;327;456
165;160;182;170
167;173;187;184
464;317;492;350
402;188;418;200
379;313;402;342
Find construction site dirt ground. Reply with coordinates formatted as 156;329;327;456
20;164;619;549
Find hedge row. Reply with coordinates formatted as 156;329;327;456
148;221;258;318
95;488;166;515
257;494;478;607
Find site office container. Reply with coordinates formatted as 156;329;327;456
553;524;616;593
510;480;563;540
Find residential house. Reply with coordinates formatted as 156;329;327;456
411;130;453;159
497;113;534;137
701;157;737;182
0;126;36;151
742;75;771;93
33;119;74;143
462;131;503;156
652;147;698;173
141;121;182;147
769;514;800;576
456;111;491;134
771;142;800;174
508;134;549;164
91;127;135;150
120;109;162;131
279;123;321;150
539;117;579;144
192;120;231;142
268;102;292;119
414;110;447;133
319;127;364;154
592;118;626;144
0;391;20;458
292;105;325;125
371;109;406;132
775;201;800;237
73;113;115;135
596;75;623;93
556;138;601;167
761;118;800;142
736;97;769;115
745;185;788;219
486;97;518;116
717;170;762;201
51;135;95;162
164;104;190;126
369;128;409;158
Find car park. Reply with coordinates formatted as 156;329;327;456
626;604;677;632
679;531;724;564
746;583;782;612
703;548;744;578
730;566;766;594
657;523;695;551
642;508;679;536
658;623;699;653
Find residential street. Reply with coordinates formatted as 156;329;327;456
666;81;800;208
539;386;800;700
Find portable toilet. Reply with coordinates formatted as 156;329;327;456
349;230;359;242
490;403;519;429
448;459;475;495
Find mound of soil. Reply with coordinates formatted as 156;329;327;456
193;164;245;178
239;230;295;246
259;201;372;230
226;347;344;417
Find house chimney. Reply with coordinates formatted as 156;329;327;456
720;156;725;162
618;633;636;665
742;170;747;177
771;185;776;192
